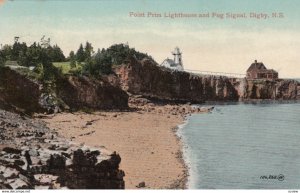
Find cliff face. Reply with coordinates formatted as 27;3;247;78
1;61;298;114
0;67;43;114
56;76;128;110
0;67;129;113
236;78;300;100
276;79;300;99
115;58;239;103
0;109;125;189
115;58;299;102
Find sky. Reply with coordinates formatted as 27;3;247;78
0;0;300;78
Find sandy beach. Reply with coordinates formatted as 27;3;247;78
40;103;197;189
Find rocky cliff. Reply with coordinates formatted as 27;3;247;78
115;58;299;102
0;67;128;114
115;58;239;103
1;60;298;115
234;78;300;100
0;110;125;189
56;75;128;111
0;67;43;114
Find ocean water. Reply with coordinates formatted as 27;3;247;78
178;102;300;189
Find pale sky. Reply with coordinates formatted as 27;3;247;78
0;0;300;78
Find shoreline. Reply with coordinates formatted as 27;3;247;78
38;102;207;189
170;124;189;189
172;117;194;189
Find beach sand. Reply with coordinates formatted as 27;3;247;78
40;105;191;189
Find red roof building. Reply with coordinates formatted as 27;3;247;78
246;60;278;80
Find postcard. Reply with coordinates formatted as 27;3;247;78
0;0;299;191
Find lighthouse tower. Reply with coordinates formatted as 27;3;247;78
172;47;183;70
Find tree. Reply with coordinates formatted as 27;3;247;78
84;56;94;75
33;63;44;80
84;41;93;60
82;48;112;76
80;43;155;77
93;50;112;75
76;44;85;63
39;48;63;83
40;49;52;80
29;42;42;66
46;44;65;62
97;54;112;75
102;43;152;66
18;50;28;66
0;50;5;67
20;42;42;67
11;42;21;61
1;45;12;61
69;51;76;69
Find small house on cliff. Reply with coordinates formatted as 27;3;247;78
246;60;278;80
160;47;184;71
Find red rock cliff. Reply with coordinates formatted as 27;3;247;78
56;75;128;110
235;78;300;100
0;67;129;113
115;58;239;103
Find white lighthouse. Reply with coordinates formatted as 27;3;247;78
160;47;184;71
172;47;182;66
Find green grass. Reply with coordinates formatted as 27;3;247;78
53;62;84;75
53;62;71;74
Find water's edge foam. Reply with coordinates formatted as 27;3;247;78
176;116;195;189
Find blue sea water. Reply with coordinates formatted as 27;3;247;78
178;102;300;189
